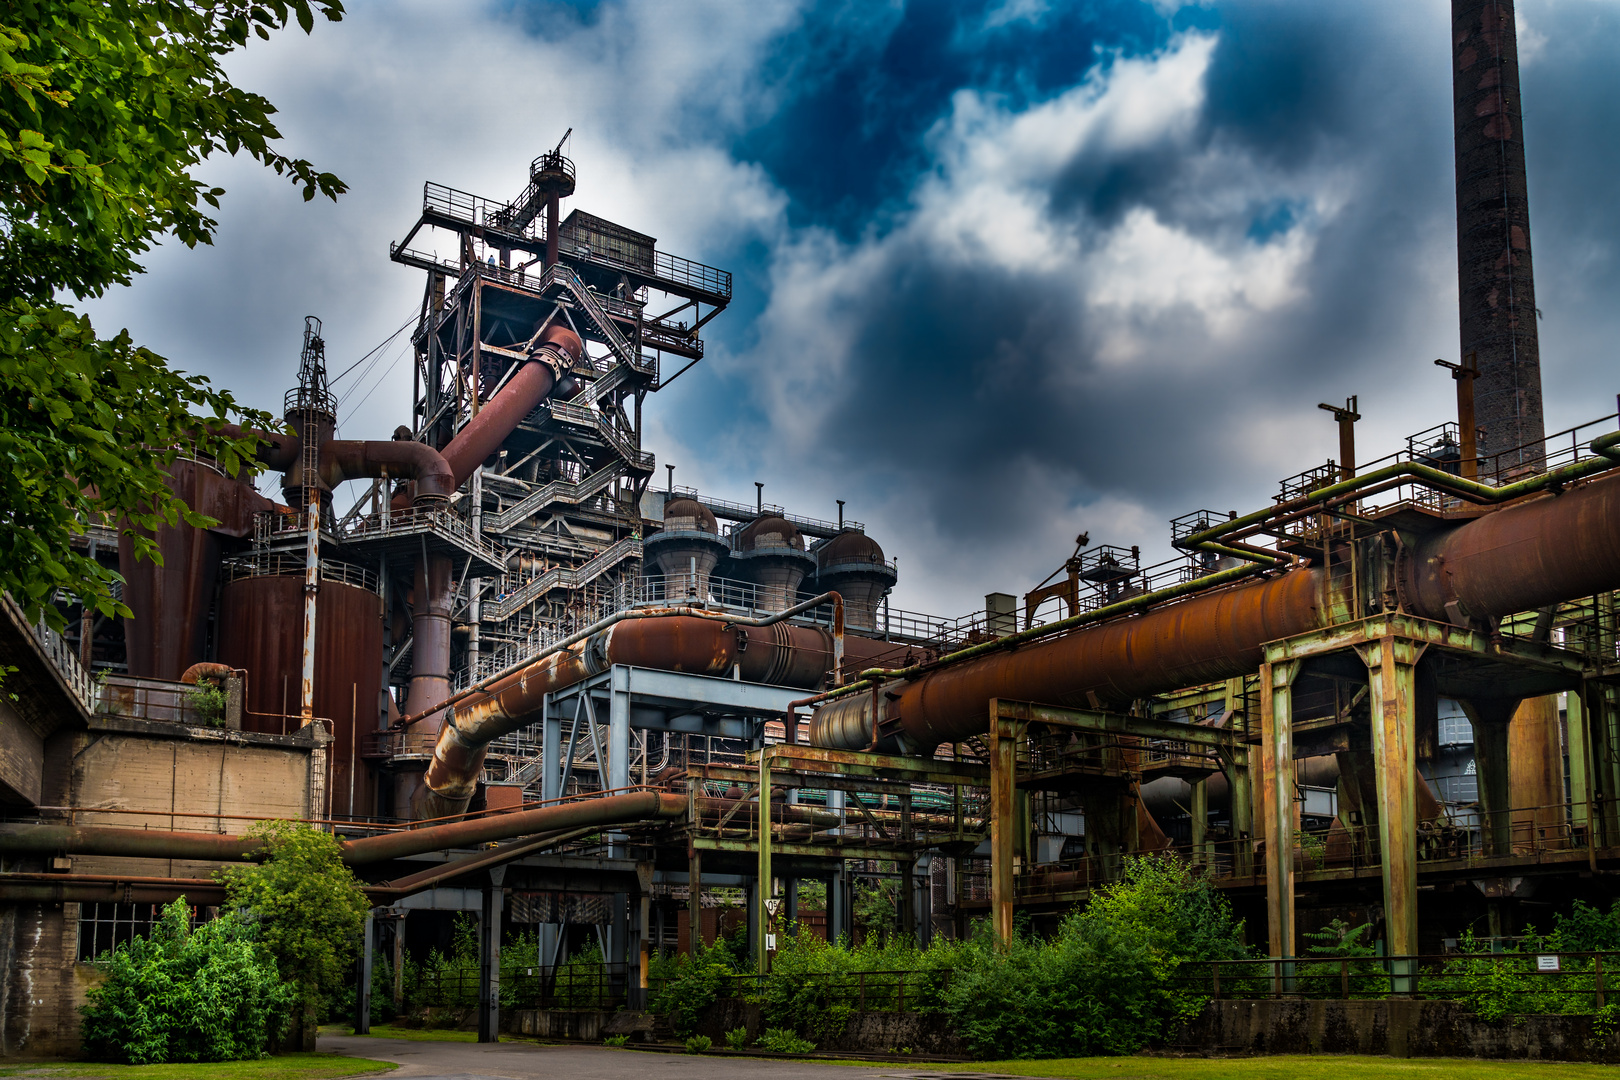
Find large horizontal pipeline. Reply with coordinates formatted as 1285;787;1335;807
812;456;1620;752
813;568;1328;751
0;791;686;867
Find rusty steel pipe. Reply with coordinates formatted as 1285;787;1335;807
412;593;847;819
439;326;582;487
324;439;455;504
180;662;238;685
817;568;1329;752
347;790;685;863
0;823;266;862
1402;467;1620;624
0;791;685;868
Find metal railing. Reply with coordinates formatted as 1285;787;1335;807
30;611;97;711
410;962;630;1011
222;553;379;593
661;968;953;1012
337;504;506;567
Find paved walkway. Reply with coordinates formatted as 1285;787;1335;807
319;1035;929;1080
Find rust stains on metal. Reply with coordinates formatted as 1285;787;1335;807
892;569;1329;750
438;324;580;486
1403;470;1620;623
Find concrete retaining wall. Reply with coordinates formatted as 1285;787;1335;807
1172;999;1619;1061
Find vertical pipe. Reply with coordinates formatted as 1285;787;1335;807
301;489;320;724
545;192;560;269
1452;0;1544;469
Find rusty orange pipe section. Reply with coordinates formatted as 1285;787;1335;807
1402;468;1620;625
884;568;1328;751
414;616;738;819
0;791;685;867
439;325;581;487
324;439;455;504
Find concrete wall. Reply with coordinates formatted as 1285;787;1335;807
1;721;318;1060
1174;999;1619;1062
0;903;101;1059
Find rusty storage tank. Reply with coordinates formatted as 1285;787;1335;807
119;459;273;680
644;497;729;601
215;556;383;819
729;514;816;612
811;530;896;631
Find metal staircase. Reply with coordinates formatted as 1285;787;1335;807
483;537;643;622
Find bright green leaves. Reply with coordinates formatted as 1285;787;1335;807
0;296;278;630
216;821;371;1011
0;2;342;636
79;898;294;1063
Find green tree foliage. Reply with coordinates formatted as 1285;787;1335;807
80;897;293;1064
649;938;743;1037
0;1;344;629
217;821;370;1031
942;855;1247;1059
757;923;957;1040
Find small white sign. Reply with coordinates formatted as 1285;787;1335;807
765;933;778;951
764;898;783;916
1537;955;1561;972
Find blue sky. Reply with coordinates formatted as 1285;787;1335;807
84;0;1620;616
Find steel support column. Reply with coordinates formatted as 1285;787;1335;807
1260;658;1302;968
756;752;772;973
477;867;505;1043
1458;697;1518;856
356;909;374;1035
988;700;1023;947
1356;634;1427;983
1189;778;1209;867
542;694;561;801
687;845;702;956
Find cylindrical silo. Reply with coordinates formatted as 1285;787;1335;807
216;558;383;820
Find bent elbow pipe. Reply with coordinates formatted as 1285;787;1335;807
439;325;582;487
413;615;740;819
210;424;302;472
323;439;455;505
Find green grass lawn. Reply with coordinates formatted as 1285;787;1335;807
873;1057;1614;1080
0;1052;396;1080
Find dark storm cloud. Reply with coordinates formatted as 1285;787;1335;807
72;0;1620;615
727;0;1463;599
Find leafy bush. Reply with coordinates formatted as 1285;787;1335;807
1295;919;1382;999
81;898;292;1064
648;940;742;1037
942;855;1247;1059
684;1034;712;1053
757;1027;815;1054
725;1026;750;1050
757;923;958;1040
188;682;227;726
604;1034;630;1047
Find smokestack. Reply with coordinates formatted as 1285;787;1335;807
1452;0;1544;472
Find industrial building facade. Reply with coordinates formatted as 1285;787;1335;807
3;0;1619;1057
